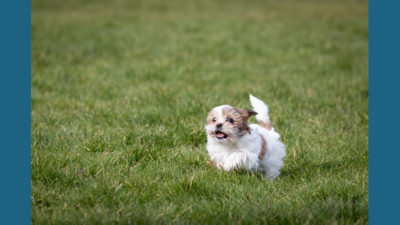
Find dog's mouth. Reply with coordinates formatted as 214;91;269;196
215;131;228;139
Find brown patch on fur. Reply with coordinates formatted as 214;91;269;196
258;134;267;160
259;121;272;130
222;107;257;135
237;108;257;119
205;111;218;138
206;110;217;124
222;107;243;123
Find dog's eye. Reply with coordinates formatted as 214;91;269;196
212;117;216;123
226;118;234;123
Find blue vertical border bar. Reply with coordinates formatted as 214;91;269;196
370;0;400;224
0;0;31;224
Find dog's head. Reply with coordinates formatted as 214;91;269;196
205;105;257;143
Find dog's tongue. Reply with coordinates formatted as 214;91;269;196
217;132;225;137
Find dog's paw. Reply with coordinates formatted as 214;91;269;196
222;162;237;172
207;160;216;167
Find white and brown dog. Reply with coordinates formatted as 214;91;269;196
205;95;286;180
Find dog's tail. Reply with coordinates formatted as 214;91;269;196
249;94;272;130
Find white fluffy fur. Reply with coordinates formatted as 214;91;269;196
205;95;286;180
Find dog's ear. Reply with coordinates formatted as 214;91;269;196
237;108;257;119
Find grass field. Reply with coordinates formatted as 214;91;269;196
31;0;368;224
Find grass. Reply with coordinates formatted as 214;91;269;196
31;0;368;224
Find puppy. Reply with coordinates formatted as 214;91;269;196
205;95;286;180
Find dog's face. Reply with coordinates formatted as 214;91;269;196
205;105;257;143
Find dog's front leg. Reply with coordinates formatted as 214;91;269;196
222;152;258;171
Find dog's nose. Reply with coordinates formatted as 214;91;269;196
216;123;222;129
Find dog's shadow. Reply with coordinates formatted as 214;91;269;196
206;160;345;181
234;169;272;180
232;160;345;181
279;160;347;179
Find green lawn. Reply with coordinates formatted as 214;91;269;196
31;0;368;224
